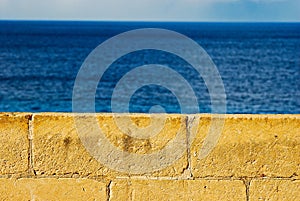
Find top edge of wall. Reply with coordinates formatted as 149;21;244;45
0;112;299;119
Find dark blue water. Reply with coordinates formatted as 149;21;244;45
0;21;299;113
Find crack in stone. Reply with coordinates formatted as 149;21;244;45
106;180;112;201
27;114;36;176
242;178;251;201
185;115;197;179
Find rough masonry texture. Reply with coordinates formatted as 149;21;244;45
0;113;299;200
0;113;30;175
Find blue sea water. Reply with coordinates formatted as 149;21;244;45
0;21;299;113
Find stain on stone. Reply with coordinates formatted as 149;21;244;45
121;131;152;153
63;137;72;146
122;135;133;152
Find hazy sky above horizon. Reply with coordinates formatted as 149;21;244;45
0;0;299;21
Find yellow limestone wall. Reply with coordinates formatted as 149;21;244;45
0;113;299;200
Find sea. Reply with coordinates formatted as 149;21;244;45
0;21;299;114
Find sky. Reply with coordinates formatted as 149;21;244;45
0;0;299;22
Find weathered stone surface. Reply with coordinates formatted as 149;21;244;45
33;113;188;177
0;113;30;174
110;179;246;200
190;114;300;178
1;113;300;200
0;178;107;200
0;179;29;200
249;179;300;201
